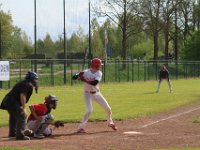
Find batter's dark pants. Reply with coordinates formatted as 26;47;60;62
1;96;26;138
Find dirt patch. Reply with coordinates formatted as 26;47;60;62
1;102;200;150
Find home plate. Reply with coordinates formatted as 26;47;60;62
123;131;144;135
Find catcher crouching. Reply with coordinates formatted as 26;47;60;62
26;95;64;139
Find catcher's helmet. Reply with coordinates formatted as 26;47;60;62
44;95;58;109
91;58;103;69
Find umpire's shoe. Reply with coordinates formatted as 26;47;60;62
16;136;30;140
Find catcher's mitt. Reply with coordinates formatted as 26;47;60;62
54;121;64;128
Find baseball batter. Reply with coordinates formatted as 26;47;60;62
72;58;117;133
156;65;172;93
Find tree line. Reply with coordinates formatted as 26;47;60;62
0;0;200;61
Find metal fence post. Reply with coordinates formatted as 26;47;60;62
118;59;120;83
31;60;33;71
198;63;200;77
137;60;139;81
147;61;149;80
51;60;54;86
19;60;22;81
144;61;146;81
176;61;178;80
70;63;73;86
103;60;106;83
131;59;134;83
114;59;117;82
186;62;188;79
127;60;129;82
155;61;158;80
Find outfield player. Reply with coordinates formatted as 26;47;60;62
0;71;38;140
72;58;117;133
27;95;58;138
156;65;172;93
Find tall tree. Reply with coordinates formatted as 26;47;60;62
43;34;55;58
90;18;104;57
192;0;200;30
9;27;25;58
161;0;175;60
37;39;45;55
100;19;121;58
0;9;13;58
68;26;88;54
140;0;165;60
179;0;196;42
93;0;142;60
182;30;200;60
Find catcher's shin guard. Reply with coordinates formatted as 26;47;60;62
35;114;54;135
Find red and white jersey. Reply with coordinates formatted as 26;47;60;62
83;69;102;92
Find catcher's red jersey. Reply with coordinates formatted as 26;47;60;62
28;104;48;121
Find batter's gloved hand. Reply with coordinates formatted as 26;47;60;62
72;72;84;80
54;121;64;128
72;73;79;80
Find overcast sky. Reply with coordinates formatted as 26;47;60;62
0;0;89;41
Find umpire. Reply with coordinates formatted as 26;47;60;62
0;71;39;140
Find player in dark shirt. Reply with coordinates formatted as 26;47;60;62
156;65;172;93
0;71;39;140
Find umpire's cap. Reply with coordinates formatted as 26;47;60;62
25;71;39;81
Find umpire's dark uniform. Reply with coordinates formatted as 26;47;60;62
0;71;38;140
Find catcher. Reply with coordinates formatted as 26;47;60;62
26;95;64;139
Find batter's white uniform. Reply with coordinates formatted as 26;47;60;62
78;69;114;130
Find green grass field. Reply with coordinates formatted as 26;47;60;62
0;79;200;127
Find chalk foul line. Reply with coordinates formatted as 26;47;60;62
140;106;200;129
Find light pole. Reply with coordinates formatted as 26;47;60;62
0;4;2;59
88;0;92;59
63;0;67;84
0;6;2;88
104;29;108;64
34;0;37;72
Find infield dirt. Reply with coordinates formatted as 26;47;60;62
1;101;200;150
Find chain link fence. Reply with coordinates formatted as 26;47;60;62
1;59;200;89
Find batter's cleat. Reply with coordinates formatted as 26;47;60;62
34;133;45;139
76;128;86;133
108;124;118;131
16;136;30;140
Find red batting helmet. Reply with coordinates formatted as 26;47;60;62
91;58;103;69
